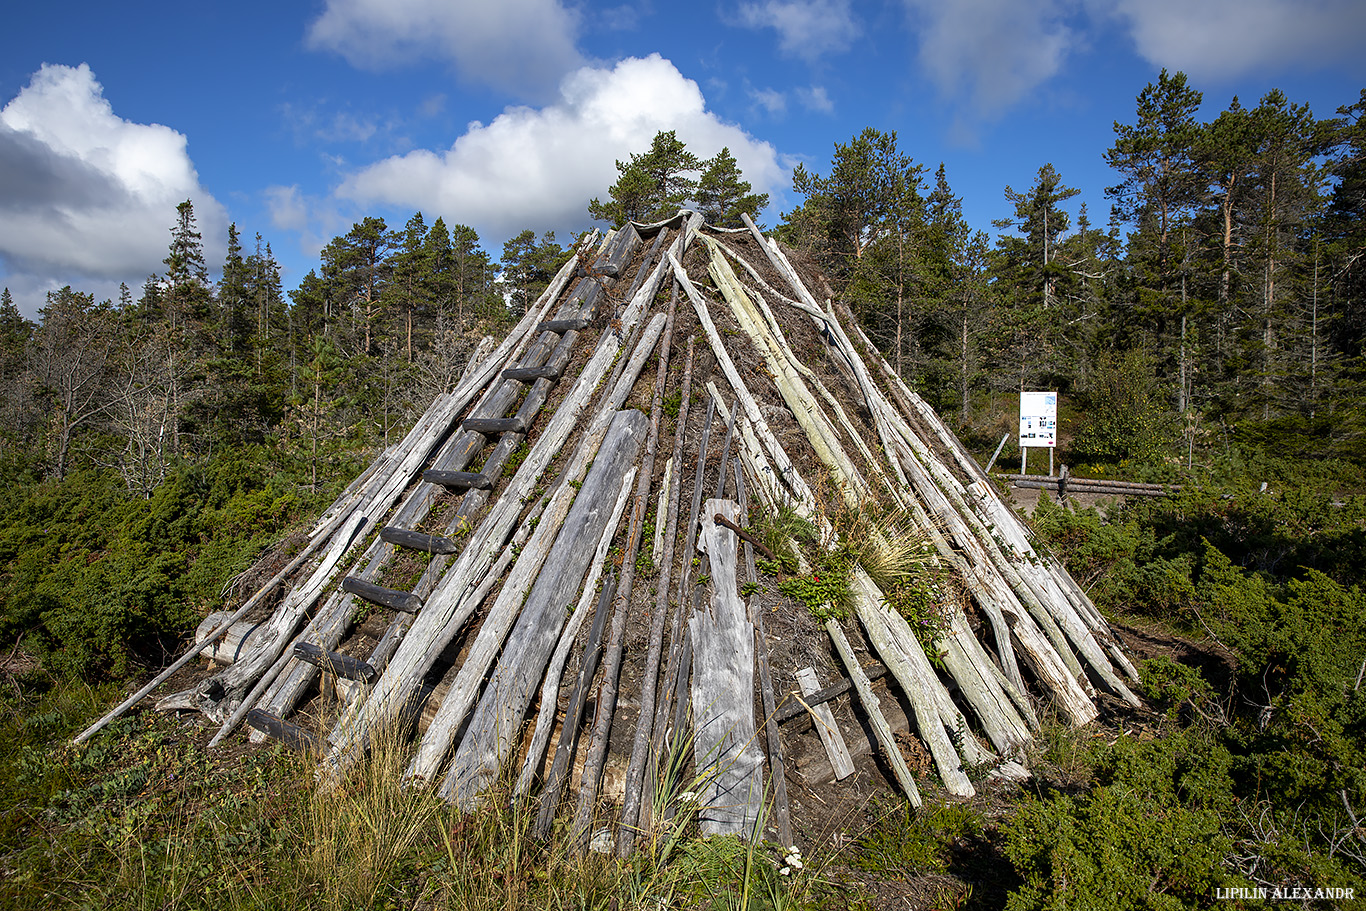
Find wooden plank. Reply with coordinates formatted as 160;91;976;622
292;643;377;684
379;526;459;555
340;577;422;614
515;477;633;799
461;416;526;436
502;365;561;382
795;667;855;781
245;709;319;752
689;499;766;837
537;318;590;334
421;470;492;490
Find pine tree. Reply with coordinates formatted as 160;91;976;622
1105;69;1205;297
695;148;768;228
589;130;701;225
390;212;431;360
501;230;565;318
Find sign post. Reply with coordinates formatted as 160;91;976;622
1019;391;1057;476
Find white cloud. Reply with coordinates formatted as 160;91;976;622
335;55;785;242
901;0;1073;117
1108;0;1366;80
737;0;860;60
796;85;835;114
307;0;584;99
0;63;224;313
750;87;789;116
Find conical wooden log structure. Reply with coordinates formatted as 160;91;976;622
86;209;1146;855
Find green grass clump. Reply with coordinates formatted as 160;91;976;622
854;799;985;877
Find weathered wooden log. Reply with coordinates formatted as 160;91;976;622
193;613;266;666
538;318;591;334
292;642;377;684
736;464;793;850
245;709;319;752
825;620;922;805
502;365;561;383
532;575;615;840
690;500;766;836
441;409;649;809
340;577;422;614
652;456;673;566
461;416;527;436
795;666;855;781
596;222;641;277
616;301;687;857
379;526;459;555
516;475;633;799
422;470;493;490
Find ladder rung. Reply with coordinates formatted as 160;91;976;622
380;526;460;554
245;709;319;751
537;318;590;334
462;417;526;435
341;577;423;613
502;365;561;382
293;642;378;684
422;469;493;489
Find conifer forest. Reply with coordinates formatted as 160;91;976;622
0;74;1364;909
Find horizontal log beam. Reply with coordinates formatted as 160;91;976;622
537;318;590;334
501;365;561;383
245;709;319;751
340;577;423;613
379;526;459;555
461;417;527;436
1004;473;1175;492
421;470;492;490
1010;478;1171;496
293;642;378;684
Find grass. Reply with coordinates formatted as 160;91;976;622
0;671;841;911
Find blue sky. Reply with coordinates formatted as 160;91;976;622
2;0;1363;318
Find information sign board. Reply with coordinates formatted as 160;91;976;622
1019;391;1057;449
